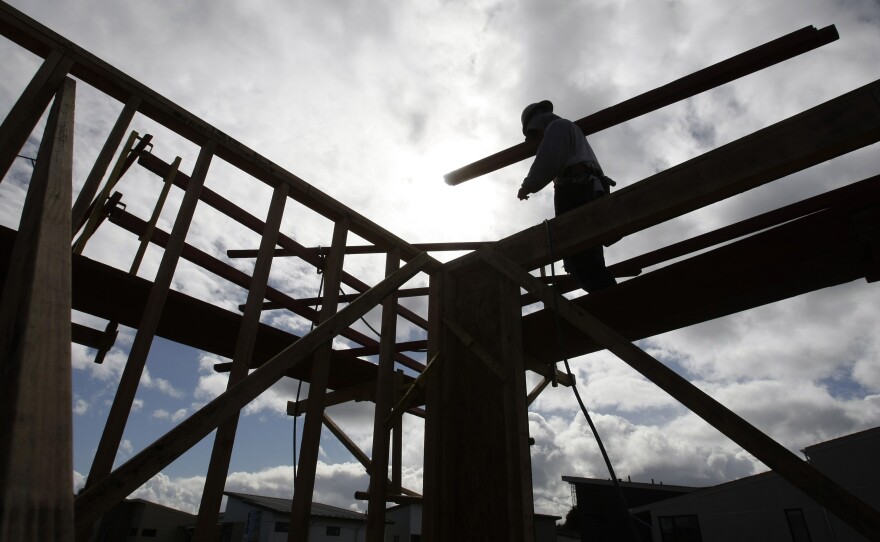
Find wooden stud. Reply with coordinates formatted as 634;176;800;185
391;368;403;495
73;251;433;534
72;130;139;254
366;249;401;541
83;142;214;496
443;317;508;380
0;50;73;181
192;184;288;542
70;97;139;231
288;217;349;542
0;78;75;541
479;246;880;542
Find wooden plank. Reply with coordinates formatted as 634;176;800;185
443;25;838;184
73;251;433;534
498;271;535;541
422;272;444;542
0;3;442;268
526;378;550;407
443;317;507;380
136;153;432;350
0;50;73;180
228;242;490;258
366;250;401;540
287;380;376;417
70;97;139;231
450;78;880;276
288;218;349;541
106;206;426;372
193;184;288;542
479;246;880;541
0;77;75;541
84;142;214;495
391;368;403;495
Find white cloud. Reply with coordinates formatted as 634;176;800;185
73;398;89;416
5;0;880;529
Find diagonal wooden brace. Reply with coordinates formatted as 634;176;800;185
385;351;441;427
73;251;432;534
477;246;880;542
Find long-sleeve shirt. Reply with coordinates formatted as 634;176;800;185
521;117;601;193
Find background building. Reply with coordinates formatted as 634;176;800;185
222;492;368;542
633;426;880;542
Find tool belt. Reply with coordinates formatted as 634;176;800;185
556;162;617;195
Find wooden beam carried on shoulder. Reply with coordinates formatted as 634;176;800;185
443;25;838;185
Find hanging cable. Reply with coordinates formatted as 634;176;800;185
543;220;643;542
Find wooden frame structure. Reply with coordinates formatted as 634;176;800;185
1;2;879;540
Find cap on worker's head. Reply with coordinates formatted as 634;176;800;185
521;100;553;136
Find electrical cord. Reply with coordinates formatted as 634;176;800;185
543;220;643;542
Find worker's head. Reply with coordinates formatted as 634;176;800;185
521;100;554;140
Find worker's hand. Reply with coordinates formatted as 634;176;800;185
517;186;530;201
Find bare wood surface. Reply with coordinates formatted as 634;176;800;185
0;2;443;267
366;250;401;540
479;246;880;541
136;152;432;346
452;78;880;274
0;77;75;542
443;317;507;380
193;184;288;541
73;251;432;534
0;50;73;180
443;25;838;184
287;381;376;417
526;378;550;407
84;142;214;495
288;218;349;541
70;97;139;230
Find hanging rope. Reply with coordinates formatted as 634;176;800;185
543;220;643;542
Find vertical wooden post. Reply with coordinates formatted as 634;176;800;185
288;217;349;541
422;271;444;542
391;368;404;495
0;50;74;181
0;78;76;541
424;261;534;541
366;249;401;540
70;97;140;231
193;184;288;541
83;142;215;496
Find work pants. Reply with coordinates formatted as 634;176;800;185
553;178;617;293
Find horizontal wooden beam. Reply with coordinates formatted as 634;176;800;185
443;24;838;184
461;77;880;273
106;206;426;373
228;242;490;258
136;152;431;334
73;252;433;533
520;179;880;365
0;2;441;267
479;246;880;541
247;288;428;312
287;381;376;417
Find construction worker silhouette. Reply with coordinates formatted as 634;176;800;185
517;100;617;293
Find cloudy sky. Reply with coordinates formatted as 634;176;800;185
2;0;880;523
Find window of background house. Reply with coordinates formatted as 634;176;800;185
141;528;157;537
274;522;289;532
326;525;341;536
659;515;702;542
785;509;813;542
